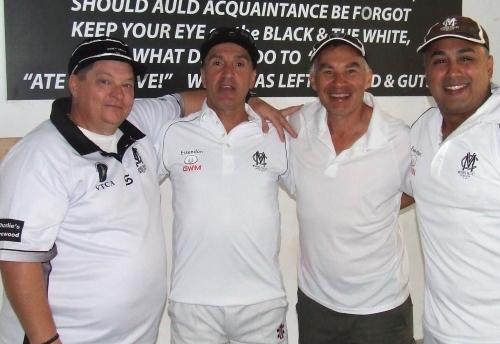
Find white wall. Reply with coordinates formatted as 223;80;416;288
1;1;499;342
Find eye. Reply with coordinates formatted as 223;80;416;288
99;79;109;84
123;83;133;88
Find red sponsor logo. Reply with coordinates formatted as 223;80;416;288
183;165;202;172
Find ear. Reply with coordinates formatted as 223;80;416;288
364;68;373;90
200;68;206;89
487;55;494;79
69;74;79;98
249;69;257;89
309;73;318;92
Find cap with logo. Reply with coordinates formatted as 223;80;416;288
68;36;147;77
417;16;489;53
200;27;259;68
310;33;366;62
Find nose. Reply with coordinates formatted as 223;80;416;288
330;72;345;86
110;84;124;100
447;60;461;78
221;64;235;78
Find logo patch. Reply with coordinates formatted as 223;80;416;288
0;219;24;242
458;152;478;179
441;18;459;32
95;162;108;182
132;147;147;174
252;151;268;172
184;155;198;164
276;323;286;340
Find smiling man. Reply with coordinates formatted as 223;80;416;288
159;28;293;343
409;16;499;344
288;33;415;344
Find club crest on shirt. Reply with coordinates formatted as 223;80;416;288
133;147;147;174
253;151;268;172
458;152;478;179
95;162;108;182
95;162;116;190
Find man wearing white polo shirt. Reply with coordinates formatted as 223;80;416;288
161;27;293;343
409;16;500;344
289;34;415;343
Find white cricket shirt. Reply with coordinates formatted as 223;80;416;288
161;101;293;306
409;85;500;343
289;92;411;314
0;95;182;343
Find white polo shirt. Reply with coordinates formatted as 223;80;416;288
408;85;500;343
161;101;293;306
289;92;411;314
0;95;181;344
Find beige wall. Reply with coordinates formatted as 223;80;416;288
1;1;499;342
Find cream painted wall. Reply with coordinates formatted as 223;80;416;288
1;1;499;342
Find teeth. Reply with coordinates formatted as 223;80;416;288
329;93;349;98
445;85;466;90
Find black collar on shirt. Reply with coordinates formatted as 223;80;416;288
50;97;146;162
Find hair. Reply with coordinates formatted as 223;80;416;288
309;42;370;76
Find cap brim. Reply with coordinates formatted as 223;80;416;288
310;38;365;62
417;34;488;52
72;54;147;77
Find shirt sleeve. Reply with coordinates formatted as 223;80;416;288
0;134;68;262
128;94;183;147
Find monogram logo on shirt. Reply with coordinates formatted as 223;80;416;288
458;152;478;179
252;151;267;172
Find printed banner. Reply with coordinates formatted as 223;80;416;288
4;0;461;99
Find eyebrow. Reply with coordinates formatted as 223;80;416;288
318;61;361;70
208;54;251;62
95;71;134;82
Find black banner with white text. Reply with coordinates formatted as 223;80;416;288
4;0;461;99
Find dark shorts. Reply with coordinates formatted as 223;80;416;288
296;288;416;344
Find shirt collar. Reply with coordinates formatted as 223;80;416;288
50;97;145;161
198;98;263;127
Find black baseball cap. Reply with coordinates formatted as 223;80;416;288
417;16;489;53
310;33;366;62
200;27;259;68
68;36;147;76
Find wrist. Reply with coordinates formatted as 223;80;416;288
41;333;59;344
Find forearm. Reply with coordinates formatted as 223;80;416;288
0;261;60;344
177;90;207;116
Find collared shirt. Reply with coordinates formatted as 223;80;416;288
0;95;181;344
408;85;500;343
289;92;411;314
161;101;293;306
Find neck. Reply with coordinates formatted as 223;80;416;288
216;108;249;133
327;103;373;154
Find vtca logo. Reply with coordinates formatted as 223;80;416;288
95;162;108;182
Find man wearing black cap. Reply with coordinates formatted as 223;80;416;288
288;33;415;343
160;27;293;343
0;35;290;344
408;16;499;344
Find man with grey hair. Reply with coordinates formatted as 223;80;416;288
409;16;500;344
288;33;415;343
